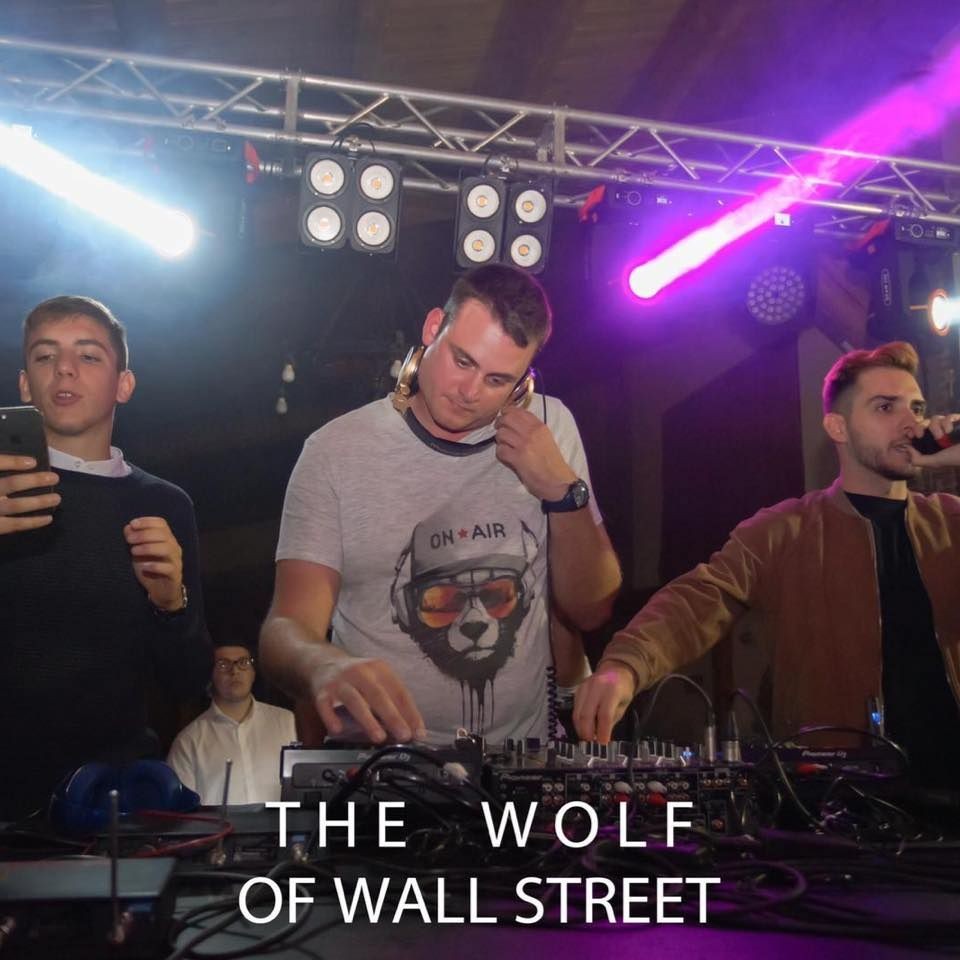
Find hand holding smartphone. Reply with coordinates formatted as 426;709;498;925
0;405;60;533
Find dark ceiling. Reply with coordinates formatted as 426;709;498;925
4;0;960;144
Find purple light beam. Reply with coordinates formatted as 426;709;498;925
628;42;960;299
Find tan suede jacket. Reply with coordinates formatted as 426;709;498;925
604;479;960;735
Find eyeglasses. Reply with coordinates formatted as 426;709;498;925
214;656;255;672
417;577;519;629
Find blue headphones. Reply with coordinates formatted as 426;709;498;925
49;760;200;834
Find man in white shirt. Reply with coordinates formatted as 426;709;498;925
167;644;298;804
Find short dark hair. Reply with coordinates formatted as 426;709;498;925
441;264;552;350
822;341;920;414
23;296;129;371
213;642;254;658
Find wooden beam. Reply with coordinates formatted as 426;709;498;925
617;0;755;122
472;0;579;102
310;0;362;78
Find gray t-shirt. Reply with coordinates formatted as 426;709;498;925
276;395;601;745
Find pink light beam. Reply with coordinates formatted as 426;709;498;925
629;42;960;299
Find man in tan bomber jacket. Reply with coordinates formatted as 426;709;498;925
574;341;960;787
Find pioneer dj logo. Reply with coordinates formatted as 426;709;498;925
880;266;893;307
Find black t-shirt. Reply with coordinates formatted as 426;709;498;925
847;493;960;788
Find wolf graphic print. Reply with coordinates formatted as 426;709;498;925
391;500;539;732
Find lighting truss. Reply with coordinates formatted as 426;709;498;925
2;34;960;239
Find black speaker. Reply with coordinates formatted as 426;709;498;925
866;223;960;341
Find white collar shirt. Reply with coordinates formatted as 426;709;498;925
166;698;298;805
49;445;132;477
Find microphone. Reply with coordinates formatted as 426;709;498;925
209;758;232;867
702;713;717;763
720;710;741;763
911;424;960;455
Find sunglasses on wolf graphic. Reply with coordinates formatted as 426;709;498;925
410;573;522;629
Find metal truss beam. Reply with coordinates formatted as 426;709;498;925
1;34;960;238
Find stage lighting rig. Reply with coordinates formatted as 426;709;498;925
0;123;196;258
505;180;553;273
924;289;960;335
745;264;809;327
352;159;400;253
455;176;506;267
299;152;401;254
454;175;553;273
866;219;960;342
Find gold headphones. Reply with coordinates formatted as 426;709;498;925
390;345;425;414
390;345;535;414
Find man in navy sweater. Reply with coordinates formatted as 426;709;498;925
0;296;211;820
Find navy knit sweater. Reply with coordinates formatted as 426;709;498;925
0;466;212;820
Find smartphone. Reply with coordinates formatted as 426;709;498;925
0;405;53;501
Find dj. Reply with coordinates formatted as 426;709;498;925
575;341;960;789
260;264;622;747
0;296;211;820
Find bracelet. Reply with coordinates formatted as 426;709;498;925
153;582;189;619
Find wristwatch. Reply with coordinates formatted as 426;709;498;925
541;479;590;513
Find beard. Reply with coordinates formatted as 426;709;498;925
414;389;495;438
848;433;918;481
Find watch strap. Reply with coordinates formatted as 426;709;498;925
541;479;590;514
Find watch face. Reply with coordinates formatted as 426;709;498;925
542;478;590;513
571;479;590;508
